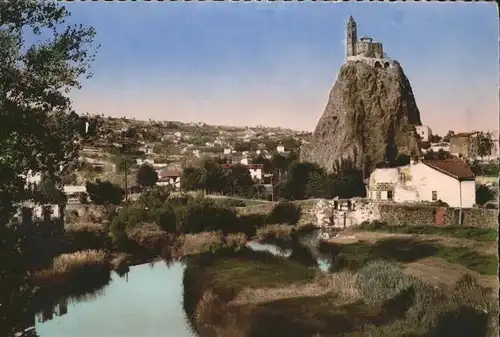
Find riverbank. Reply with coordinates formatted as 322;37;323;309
183;246;499;337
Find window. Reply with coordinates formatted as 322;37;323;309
376;191;381;200
432;191;437;201
387;190;393;200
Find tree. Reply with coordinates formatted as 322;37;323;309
225;164;254;197
136;164;158;188
34;177;67;204
85;180;124;206
476;185;495;205
424;149;453;160
477;132;493;159
0;2;98;335
180;166;203;191
280;162;319;200
430;134;442;143
252;155;272;173
443;130;455;143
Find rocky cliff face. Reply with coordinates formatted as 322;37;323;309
301;60;422;174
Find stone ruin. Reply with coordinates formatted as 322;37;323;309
311;197;380;229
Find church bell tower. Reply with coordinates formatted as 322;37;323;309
346;16;357;57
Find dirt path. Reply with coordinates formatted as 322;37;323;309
403;257;499;297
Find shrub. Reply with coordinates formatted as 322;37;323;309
153;203;178;234
266;201;302;225
236;213;267;237
179;198;239;235
356;260;413;306
66;223;111;251
215;198;246;208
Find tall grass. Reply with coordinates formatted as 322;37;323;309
32;250;109;288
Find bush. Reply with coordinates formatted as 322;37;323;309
179;198;239;235
215;198;246;208
476;185;495;205
356;260;414;306
266;202;302;225
154;203;178;234
237;213;267;237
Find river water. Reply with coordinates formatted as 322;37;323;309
21;238;329;337
32;261;195;337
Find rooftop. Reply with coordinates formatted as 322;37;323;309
421;157;475;181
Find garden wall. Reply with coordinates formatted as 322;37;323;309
377;203;498;229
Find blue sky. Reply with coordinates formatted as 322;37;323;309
63;1;498;135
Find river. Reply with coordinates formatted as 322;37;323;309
18;237;328;337
26;261;195;337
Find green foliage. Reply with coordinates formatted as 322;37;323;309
180;166;204;191
424;149;453;160
476;185;495;205
252;155;272;173
469;160;500;177
85;180;124;206
356;260;413;306
136;164;158;187
225;164;255;197
266;201;302;225
178;197;239;235
34;177;67;204
320;237;497;275
0;1;98;334
215;198;246;208
477;132;494;158
154;203;178;233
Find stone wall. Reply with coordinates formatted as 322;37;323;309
446;207;498;228
378;203;436;227
378;202;498;229
310;198;498;229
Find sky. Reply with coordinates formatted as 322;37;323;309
59;1;498;136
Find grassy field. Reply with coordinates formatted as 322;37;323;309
354;222;498;242
184;248;499;337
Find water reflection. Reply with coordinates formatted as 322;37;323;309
15;260;195;337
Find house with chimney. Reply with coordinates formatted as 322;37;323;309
367;157;476;208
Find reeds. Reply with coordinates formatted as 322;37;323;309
32;249;109;288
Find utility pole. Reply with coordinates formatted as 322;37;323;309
124;157;128;202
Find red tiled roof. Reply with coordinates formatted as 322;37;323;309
421;157;475;181
158;169;182;179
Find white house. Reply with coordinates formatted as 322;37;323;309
276;145;285;153
247;164;264;181
368;157;476;208
157;168;182;190
223;148;232;155
424;142;450;154
415;125;432;142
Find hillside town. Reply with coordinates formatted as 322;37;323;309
22;112;499;222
